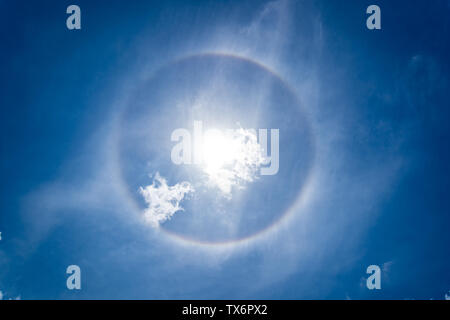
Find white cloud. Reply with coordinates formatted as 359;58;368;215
445;291;450;300
202;128;266;197
139;172;194;227
0;290;3;300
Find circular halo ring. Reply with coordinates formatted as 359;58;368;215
114;51;317;248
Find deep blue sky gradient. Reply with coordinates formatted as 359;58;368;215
0;0;449;299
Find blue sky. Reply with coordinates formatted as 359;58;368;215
0;0;449;299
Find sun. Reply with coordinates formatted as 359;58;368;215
202;129;238;173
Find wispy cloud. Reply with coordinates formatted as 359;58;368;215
239;0;290;62
382;261;394;276
445;291;450;300
140;172;194;227
0;290;20;300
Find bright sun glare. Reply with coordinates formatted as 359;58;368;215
196;127;266;195
202;129;238;173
